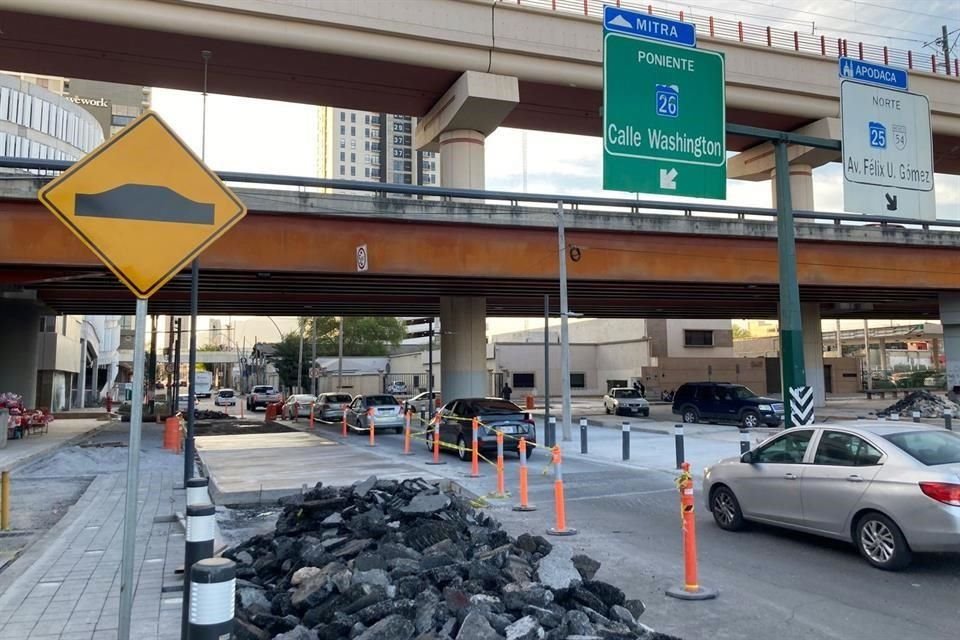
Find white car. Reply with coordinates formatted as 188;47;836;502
214;389;237;406
386;381;408;394
603;388;650;416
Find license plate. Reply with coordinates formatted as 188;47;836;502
495;425;518;434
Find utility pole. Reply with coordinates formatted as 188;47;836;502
297;319;304;393
148;315;157;414
311;318;317;396
864;319;873;391
942;25;951;73
337;317;345;391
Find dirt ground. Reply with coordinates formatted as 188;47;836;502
193;420;294;437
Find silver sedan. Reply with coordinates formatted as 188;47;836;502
703;423;960;570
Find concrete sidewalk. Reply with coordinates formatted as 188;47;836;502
0;419;110;472
0;423;185;640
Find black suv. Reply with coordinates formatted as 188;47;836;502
671;382;783;428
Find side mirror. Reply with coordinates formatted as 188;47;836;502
741;451;754;464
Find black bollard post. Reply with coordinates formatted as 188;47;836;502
182;504;216;640
622;421;630;461
674;424;685;469
739;429;751;455
912;411;921;423
579;418;588;454
547;416;557;448
188;558;236;640
946;411;954;431
186;476;210;507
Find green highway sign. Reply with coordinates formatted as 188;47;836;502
603;32;727;199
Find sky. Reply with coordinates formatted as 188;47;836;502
146;0;959;345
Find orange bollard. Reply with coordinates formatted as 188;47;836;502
493;430;507;498
402;410;412;455
546;445;576;536
666;462;718;600
425;412;446;466
368;408;376;447
342;404;348;437
469;417;481;478
163;416;179;451
513;438;536;512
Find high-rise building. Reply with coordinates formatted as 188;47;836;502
317;108;440;186
318;108;442;342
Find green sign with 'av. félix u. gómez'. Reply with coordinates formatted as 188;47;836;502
603;32;727;199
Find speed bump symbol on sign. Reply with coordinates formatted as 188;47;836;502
38;111;247;299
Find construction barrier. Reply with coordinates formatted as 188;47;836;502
1;470;9;531
492;430;507;498
163;416;181;453
469;417;481;478
425;413;446;466
367;409;376;447
546;445;576;536
666;462;717;601
512;438;536;512
402;411;413;455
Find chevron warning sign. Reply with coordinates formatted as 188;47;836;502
789;386;815;426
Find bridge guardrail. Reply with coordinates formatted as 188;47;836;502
508;0;958;77
1;156;957;233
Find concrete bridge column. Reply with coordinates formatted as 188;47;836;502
418;71;518;399
801;303;826;408
0;299;42;408
771;164;815;211
439;297;487;400
940;295;960;393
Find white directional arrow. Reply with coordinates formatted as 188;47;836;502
659;168;678;190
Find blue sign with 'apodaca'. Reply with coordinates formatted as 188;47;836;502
603;5;696;48
838;57;908;91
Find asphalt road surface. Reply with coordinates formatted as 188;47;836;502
308;417;960;640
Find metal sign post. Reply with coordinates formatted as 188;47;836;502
774;141;806;427
557;202;572;442
119;298;147;639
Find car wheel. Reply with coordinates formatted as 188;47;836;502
681;406;699;423
394;427;403;434
710;485;745;531
456;435;468;461
426;430;436;451
517;446;534;460
855;512;912;570
741;410;761;429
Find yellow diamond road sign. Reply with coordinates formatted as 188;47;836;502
38;111;246;298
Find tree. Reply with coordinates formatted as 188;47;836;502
269;317;407;389
299;317;407;357
732;325;751;340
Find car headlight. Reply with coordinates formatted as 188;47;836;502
757;404;772;411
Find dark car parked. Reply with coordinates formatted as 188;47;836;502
428;398;537;460
671;382;784;428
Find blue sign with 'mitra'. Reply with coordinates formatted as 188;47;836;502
839;57;908;91
603;5;696;48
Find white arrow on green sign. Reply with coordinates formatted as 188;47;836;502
603;32;727;199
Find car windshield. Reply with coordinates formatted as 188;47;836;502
290;395;315;403
328;394;352;403
253;386;274;393
615;389;640;398
366;395;398;406
883;430;960;466
218;390;234;397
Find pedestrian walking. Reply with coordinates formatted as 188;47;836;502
501;382;513;402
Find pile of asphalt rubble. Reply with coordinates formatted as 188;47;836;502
226;476;681;640
881;390;960;418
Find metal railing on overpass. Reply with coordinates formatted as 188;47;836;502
507;1;959;77
1;156;957;233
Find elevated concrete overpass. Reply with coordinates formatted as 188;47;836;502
2;0;959;171
2;181;957;319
